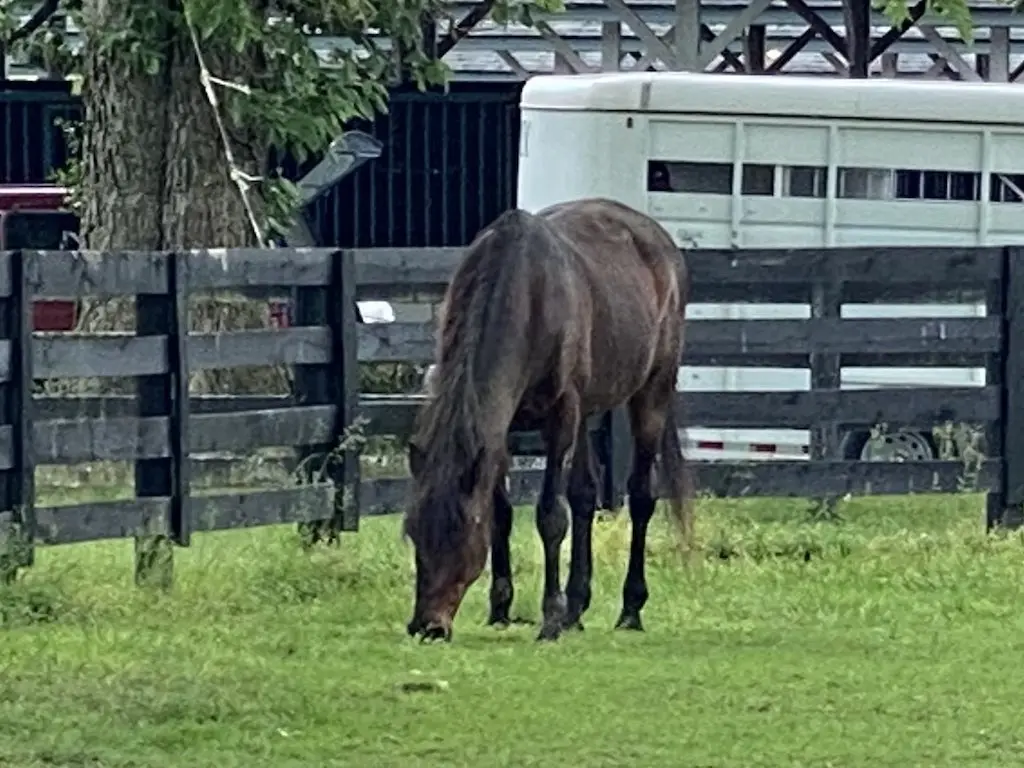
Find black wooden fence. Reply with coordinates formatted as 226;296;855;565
0;248;355;586
0;245;1020;588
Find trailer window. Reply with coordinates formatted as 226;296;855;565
649;161;1008;204
895;170;982;201
649;161;776;196
652;161;733;194
786;166;827;198
992;174;1024;203
741;164;774;196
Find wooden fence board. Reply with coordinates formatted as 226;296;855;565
682;386;1001;429
695;459;1001;497
0;339;11;383
17;246;1007;300
192;485;334;532
188;327;332;370
353;247;462;297
349;246;1003;299
355;317;1001;364
27;248;336;298
358;322;434;363
687;247;1003;286
686;317;1001;359
0;252;11;297
190;406;336;454
185;248;333;290
22;382;994;468
34;394;292;420
27;405;335;465
29;250;168;297
36;335;166;378
18;498;171;546
33;328;332;380
359;459;1002;515
8;486;335;546
358;387;999;438
33;415;167;464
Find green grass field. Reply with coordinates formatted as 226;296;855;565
2;488;1024;767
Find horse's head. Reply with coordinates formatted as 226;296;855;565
404;439;493;642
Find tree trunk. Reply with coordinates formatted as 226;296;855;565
81;2;263;252
79;0;170;251
79;0;270;587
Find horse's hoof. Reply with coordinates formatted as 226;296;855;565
561;615;585;632
536;624;562;642
614;613;644;632
418;624;452;643
486;613;510;628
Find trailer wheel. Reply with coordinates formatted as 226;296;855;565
839;428;941;462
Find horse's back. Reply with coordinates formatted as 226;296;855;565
536;198;683;277
536;198;686;386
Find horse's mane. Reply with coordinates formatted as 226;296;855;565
405;209;543;556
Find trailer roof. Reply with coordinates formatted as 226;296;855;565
521;71;1024;125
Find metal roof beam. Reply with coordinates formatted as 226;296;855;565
441;2;1024;28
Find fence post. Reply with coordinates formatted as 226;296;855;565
294;248;361;543
133;250;185;588
995;246;1024;528
168;253;191;545
600;408;630;511
809;274;842;517
0;250;34;583
332;249;361;530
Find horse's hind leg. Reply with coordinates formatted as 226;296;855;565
616;375;675;632
536;390;581;642
563;423;598;632
487;480;515;627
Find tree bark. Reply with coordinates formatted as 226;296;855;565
161;37;265;249
79;0;170;251
81;1;265;251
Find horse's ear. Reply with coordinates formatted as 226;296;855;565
459;450;483;496
408;440;426;477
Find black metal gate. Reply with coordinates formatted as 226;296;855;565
307;82;522;248
0;82;79;184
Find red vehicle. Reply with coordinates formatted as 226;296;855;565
0;184;293;330
0;184;79;330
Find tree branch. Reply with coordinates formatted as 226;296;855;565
9;0;61;44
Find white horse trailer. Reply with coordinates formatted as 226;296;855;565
517;72;1024;462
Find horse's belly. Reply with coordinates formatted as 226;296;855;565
585;336;660;406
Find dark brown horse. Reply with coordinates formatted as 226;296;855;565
404;197;692;642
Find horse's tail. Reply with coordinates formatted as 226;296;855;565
659;391;696;550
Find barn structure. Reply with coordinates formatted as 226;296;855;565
3;0;1024;250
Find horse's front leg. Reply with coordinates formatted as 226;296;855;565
536;392;581;642
487;479;515;627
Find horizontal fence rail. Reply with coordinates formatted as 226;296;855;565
354;317;1001;367
2;484;335;546
359;459;1005;517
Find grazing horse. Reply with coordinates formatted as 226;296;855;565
404;198;692;643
